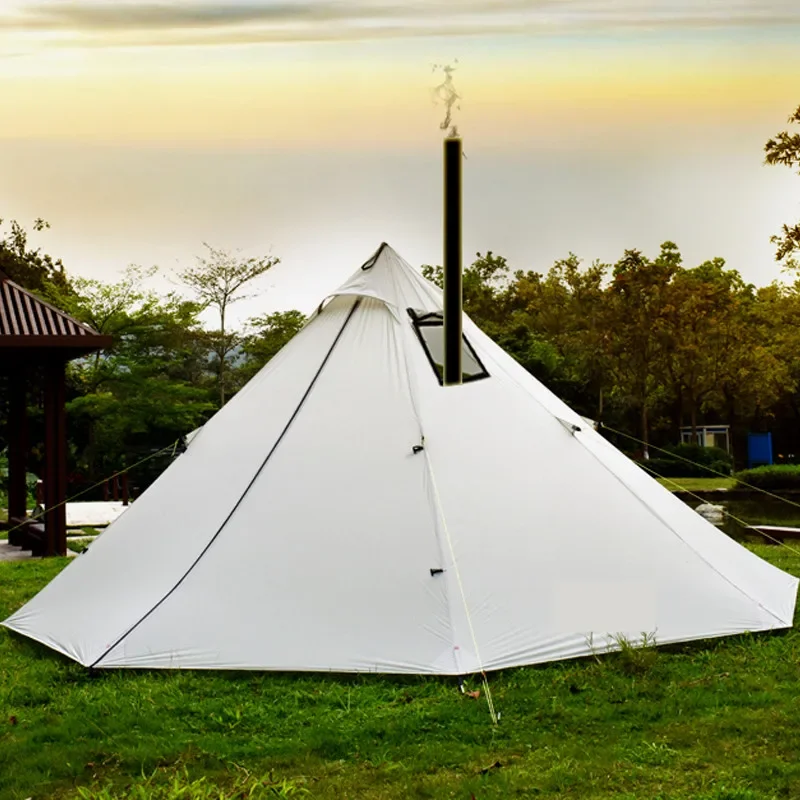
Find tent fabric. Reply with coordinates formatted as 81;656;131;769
3;243;797;674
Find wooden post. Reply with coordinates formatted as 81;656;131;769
43;360;67;557
443;136;463;386
7;368;28;521
121;471;129;506
112;475;119;502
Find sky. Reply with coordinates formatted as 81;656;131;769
1;1;799;326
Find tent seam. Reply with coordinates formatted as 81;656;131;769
88;297;362;668
466;322;789;625
574;432;790;627
388;264;497;717
387;260;461;674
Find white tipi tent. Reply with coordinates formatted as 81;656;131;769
4;244;797;674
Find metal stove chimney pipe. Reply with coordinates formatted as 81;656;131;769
443;135;463;386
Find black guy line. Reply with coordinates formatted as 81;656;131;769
89;297;362;668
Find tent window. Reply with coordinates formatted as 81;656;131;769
407;309;490;385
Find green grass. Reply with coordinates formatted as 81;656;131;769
657;476;737;492
1;548;800;799
66;538;96;554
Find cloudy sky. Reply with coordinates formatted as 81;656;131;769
1;1;799;324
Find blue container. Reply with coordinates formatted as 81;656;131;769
747;432;773;469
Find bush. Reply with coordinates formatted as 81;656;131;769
0;449;40;508
642;443;733;478
733;464;800;491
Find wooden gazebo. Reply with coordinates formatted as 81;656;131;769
1;270;111;556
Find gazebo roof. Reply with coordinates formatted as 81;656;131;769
0;269;112;361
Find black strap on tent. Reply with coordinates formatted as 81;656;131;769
361;242;389;270
89;297;363;668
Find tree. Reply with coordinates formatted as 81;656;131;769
765;104;800;262
180;244;280;407
0;218;71;296
48;265;215;485
421;250;511;333
709;284;787;463
744;279;800;446
661;258;744;438
600;243;682;456
503;254;608;418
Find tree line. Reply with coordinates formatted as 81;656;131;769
1;104;798;491
0;233;304;494
424;243;800;465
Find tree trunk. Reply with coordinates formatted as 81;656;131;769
672;387;684;442
724;389;737;468
641;404;650;459
7;369;28;522
690;399;698;445
219;305;227;408
218;353;226;408
88;419;96;483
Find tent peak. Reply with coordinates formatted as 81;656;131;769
360;242;393;271
323;243;441;318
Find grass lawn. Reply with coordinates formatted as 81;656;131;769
1;548;800;799
656;477;737;493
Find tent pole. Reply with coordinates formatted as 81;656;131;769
443;136;463;386
43;359;68;557
7;368;28;525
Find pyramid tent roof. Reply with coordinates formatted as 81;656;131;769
4;243;797;674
